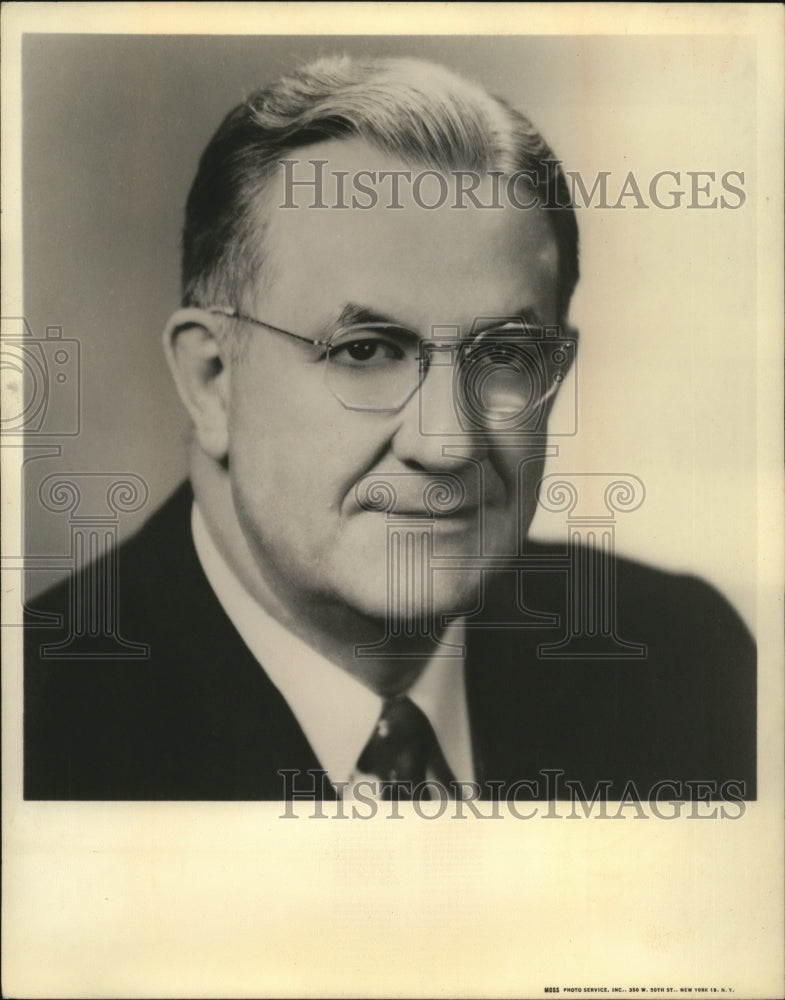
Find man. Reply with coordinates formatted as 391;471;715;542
24;55;755;802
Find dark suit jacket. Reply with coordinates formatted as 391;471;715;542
24;482;756;800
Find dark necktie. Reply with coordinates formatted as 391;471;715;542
357;696;447;800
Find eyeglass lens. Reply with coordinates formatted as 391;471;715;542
325;323;568;424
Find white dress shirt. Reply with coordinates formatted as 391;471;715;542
191;504;476;796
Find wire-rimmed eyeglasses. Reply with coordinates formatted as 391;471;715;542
205;304;573;426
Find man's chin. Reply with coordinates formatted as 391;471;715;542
331;567;484;627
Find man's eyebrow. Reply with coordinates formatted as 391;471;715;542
493;306;545;327
331;302;415;332
518;306;545;326
472;307;546;335
328;303;547;337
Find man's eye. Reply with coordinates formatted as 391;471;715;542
329;337;405;367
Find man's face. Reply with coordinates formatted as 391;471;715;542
224;139;561;621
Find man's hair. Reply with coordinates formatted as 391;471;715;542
181;54;579;320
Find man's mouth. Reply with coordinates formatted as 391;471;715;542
354;472;485;518
359;502;482;520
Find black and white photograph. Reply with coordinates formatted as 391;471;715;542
2;4;783;998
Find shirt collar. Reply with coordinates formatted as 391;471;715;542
191;502;475;790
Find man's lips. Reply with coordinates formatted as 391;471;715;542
386;504;480;517
354;471;497;517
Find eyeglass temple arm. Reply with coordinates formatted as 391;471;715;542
204;306;329;347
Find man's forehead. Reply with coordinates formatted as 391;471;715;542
256;137;559;328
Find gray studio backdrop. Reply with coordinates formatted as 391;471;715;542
21;33;756;627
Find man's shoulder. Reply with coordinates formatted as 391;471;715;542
22;480;282;800
468;538;756;798
522;537;753;641
478;535;755;686
27;479;196;624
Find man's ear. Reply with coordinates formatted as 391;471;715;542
162;308;231;461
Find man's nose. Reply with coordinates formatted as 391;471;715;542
390;350;488;470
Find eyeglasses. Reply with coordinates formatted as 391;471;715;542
205;305;573;427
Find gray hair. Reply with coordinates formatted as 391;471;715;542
181;54;579;319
